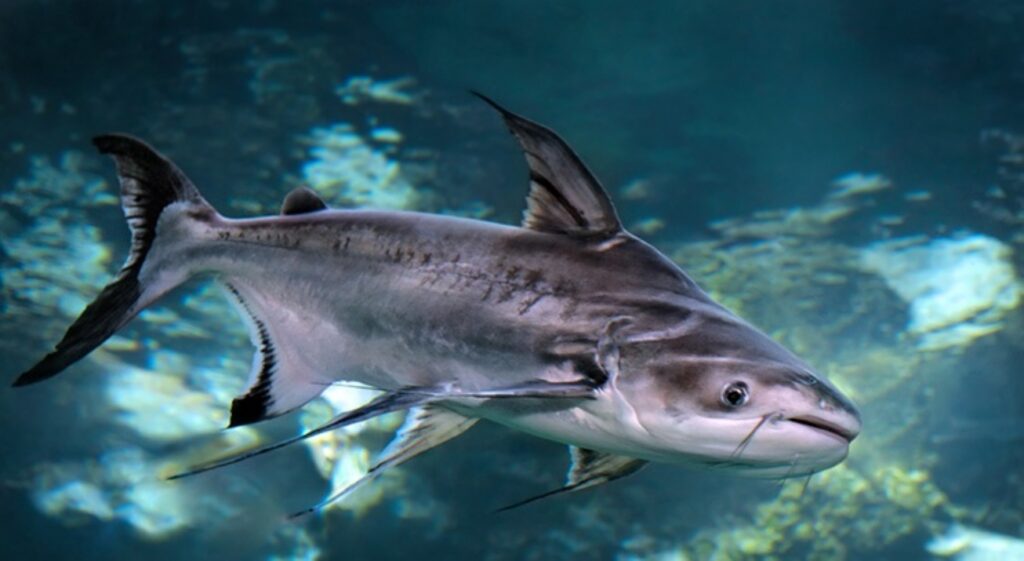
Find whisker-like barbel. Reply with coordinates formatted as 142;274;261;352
732;413;775;460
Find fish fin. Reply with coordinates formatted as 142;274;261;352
374;405;478;472
220;284;593;427
13;134;215;387
280;186;327;215
496;447;647;512
221;281;332;426
458;378;598;400
169;386;440;480
171;379;592;480
566;446;647;487
472;92;622;237
288;405;478;519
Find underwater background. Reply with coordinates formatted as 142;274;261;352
2;1;1023;560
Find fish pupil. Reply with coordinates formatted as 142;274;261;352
723;382;749;406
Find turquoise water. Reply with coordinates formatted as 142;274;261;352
2;2;1023;560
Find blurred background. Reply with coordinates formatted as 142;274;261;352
1;1;1022;560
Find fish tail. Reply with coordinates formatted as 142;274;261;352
12;134;216;387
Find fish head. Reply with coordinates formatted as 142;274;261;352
614;316;861;477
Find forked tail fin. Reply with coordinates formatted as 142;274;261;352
12;134;215;386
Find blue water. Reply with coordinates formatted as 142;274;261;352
2;2;1023;560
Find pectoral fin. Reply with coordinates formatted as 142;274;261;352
170;378;596;481
497;446;647;512
288;405;478;518
169;387;433;480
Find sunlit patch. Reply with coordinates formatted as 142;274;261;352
300;123;429;210
860;234;1021;350
33;447;191;539
335;75;421;106
298;384;406;518
927;524;1024;560
829;172;893;199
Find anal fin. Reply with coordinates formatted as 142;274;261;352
498;446;647;512
222;281;329;427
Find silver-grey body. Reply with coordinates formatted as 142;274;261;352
214;210;613;391
183;210;697;450
15;97;861;509
168;203;841;464
204;211;689;388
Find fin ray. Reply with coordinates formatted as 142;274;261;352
170;378;595;480
221;280;330;426
169;387;435;480
497;446;646;512
566;446;647;489
13;134;213;386
474;92;622;237
288;405;477;518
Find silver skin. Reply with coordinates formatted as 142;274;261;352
157;199;860;477
15;102;861;483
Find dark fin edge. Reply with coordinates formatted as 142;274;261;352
13;134;209;387
471;91;622;237
223;282;277;427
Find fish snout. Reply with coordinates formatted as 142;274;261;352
800;371;861;442
787;410;861;443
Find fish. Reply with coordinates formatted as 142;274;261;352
12;94;861;512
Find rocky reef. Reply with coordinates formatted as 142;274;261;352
4;66;1022;560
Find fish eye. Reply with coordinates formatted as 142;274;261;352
721;381;749;407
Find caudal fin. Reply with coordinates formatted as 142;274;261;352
13;134;214;387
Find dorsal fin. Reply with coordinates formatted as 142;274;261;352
473;92;622;237
280;186;327;215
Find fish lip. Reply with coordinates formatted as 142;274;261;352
787;415;858;442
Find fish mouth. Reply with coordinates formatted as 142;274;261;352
787;415;858;442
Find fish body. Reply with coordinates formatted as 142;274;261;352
14;95;860;509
